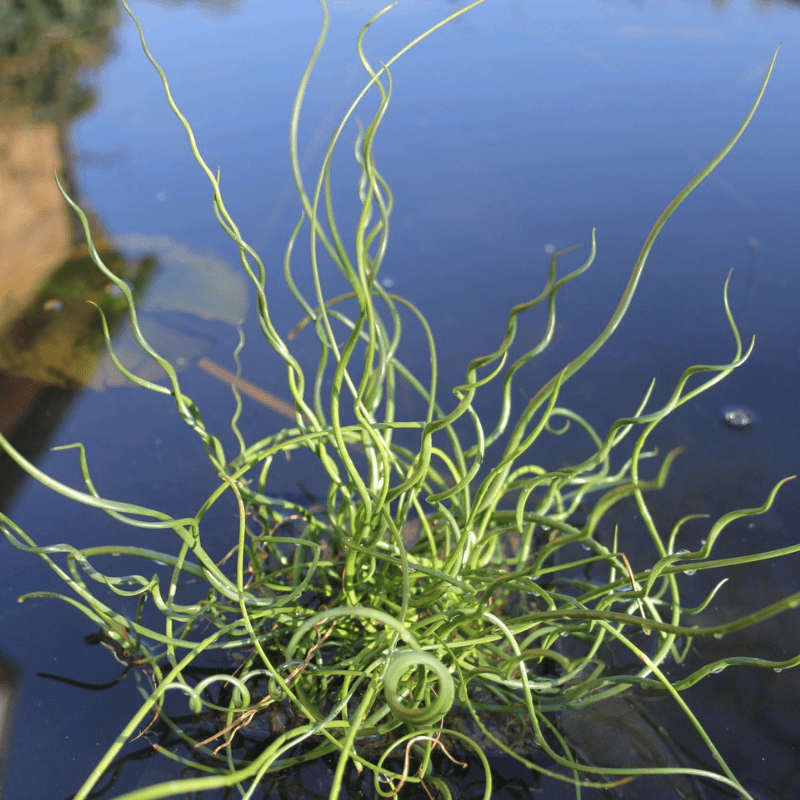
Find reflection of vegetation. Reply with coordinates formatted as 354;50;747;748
0;244;156;387
0;0;241;121
0;0;118;120
0;1;121;380
0;230;249;389
0;3;797;800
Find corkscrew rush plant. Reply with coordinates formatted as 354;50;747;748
0;2;797;798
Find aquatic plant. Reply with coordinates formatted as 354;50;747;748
0;2;796;798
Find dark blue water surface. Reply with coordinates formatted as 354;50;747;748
1;0;799;797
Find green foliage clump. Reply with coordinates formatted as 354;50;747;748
0;2;796;799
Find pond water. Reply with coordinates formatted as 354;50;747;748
1;0;799;798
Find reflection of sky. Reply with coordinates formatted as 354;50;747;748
75;0;800;289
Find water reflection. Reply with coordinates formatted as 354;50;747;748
0;3;245;797
0;1;248;442
1;1;124;444
1;0;799;798
0;1;130;524
0;652;19;793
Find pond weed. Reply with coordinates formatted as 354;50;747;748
0;2;797;798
